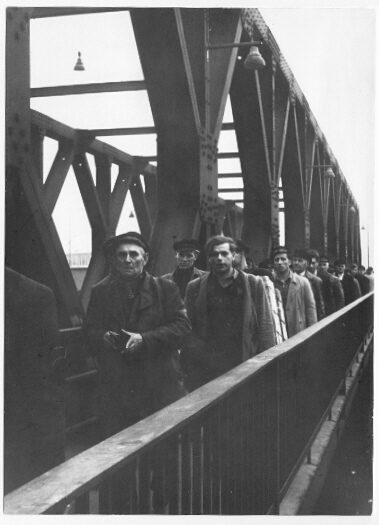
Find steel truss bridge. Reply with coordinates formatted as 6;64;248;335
4;7;370;515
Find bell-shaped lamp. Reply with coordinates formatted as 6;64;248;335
74;51;85;71
244;45;266;70
325;167;335;179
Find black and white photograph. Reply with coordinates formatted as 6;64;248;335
3;0;376;518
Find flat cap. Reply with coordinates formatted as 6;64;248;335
272;245;289;258
293;248;310;261
334;258;346;266
319;254;330;262
103;231;149;258
173;238;200;252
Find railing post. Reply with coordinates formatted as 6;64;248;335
274;359;281;514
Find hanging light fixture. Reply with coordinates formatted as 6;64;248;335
74;51;85;71
244;45;266;71
325;167;335;179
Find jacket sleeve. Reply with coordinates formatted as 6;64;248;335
303;278;317;327
315;279;326;320
333;277;345;310
251;276;276;352
352;278;362;300
141;278;191;354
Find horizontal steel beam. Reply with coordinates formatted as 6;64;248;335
31;81;146;98
218;172;243;178
218;188;244;193
31;7;130;18
218;152;240;159
31;110;156;177
83;126;156;137
80;122;235;137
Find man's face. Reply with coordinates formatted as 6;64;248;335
112;242;148;278
208;242;234;276
358;268;365;275
335;263;345;275
319;260;329;272
274;253;290;274
350;265;358;276
292;256;308;274
176;250;197;270
309;257;318;274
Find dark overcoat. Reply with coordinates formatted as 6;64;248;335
85;272;191;435
318;270;345;315
4;267;65;493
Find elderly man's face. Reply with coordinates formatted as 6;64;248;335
112;242;148;278
208;242;234;276
176;250;197;270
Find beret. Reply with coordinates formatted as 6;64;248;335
293;248;310;261
334;258;346;266
272;245;289;257
102;231;149;257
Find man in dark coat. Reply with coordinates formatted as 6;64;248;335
85;232;191;438
292;248;325;320
4;267;65;493
314;254;345;315
334;258;361;305
351;263;371;295
182;235;275;391
161;238;206;298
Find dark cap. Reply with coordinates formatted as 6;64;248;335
236;239;250;255
293;248;310;261
272;245;289;258
173;238;200;252
334;258;346;266
319;254;330;262
102;231;149;258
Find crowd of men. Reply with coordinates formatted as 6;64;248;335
4;230;373;497
85;231;374;442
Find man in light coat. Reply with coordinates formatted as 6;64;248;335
273;246;317;337
182;235;275;391
292;248;325;320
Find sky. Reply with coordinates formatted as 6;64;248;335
9;1;377;266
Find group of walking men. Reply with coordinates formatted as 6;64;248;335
85;231;372;440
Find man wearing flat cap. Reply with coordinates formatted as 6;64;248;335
85;231;191;438
162;238;206;299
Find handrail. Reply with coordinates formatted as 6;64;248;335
4;293;373;514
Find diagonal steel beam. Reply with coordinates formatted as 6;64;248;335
43;140;75;215
31;81;146;98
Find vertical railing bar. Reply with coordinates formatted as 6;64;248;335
178;433;183;514
189;436;194;514
275;359;281;514
200;425;204;514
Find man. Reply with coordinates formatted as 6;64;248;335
334;258;361;305
365;266;374;291
292;248;325;320
351;263;370;295
182;235;275;391
273;246;317;337
315;254;345;315
4;267;65;493
85;231;191;438
162;238;205;298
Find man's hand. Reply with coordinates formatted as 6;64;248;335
121;330;143;355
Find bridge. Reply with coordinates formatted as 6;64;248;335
4;6;372;515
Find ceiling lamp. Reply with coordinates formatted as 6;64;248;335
244;45;266;71
325;167;335;179
74;51;85;71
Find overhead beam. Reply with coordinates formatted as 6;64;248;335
80;122;235;137
31;81;146;98
218;173;243;178
31;110;156;177
218;188;244;193
31;7;130;18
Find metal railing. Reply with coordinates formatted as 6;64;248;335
4;293;373;514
